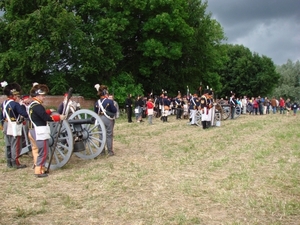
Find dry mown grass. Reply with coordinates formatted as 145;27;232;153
1;112;300;225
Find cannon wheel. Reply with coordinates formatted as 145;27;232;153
235;105;242;118
45;120;74;170
69;109;107;159
214;103;223;121
221;104;231;120
195;110;202;126
214;111;222;125
213;103;223;126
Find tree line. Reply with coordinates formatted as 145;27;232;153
0;0;295;104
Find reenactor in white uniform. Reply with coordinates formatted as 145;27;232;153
200;89;213;129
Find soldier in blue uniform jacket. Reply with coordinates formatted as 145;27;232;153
162;93;171;122
189;92;200;125
94;84;117;156
174;92;184;119
28;83;66;177
1;82;28;168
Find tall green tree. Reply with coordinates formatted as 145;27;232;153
0;1;83;93
217;44;280;98
178;0;227;94
0;0;226;99
272;60;300;101
116;0;226;96
0;0;127;96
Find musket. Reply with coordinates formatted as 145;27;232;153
186;86;189;99
199;82;202;96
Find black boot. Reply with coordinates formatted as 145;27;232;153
165;116;168;122
6;147;12;168
202;121;207;129
108;151;115;157
11;161;27;169
7;159;12;168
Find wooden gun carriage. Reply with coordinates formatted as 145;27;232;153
216;100;242;120
21;109;107;170
193;101;242;127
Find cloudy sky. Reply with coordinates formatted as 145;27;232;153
206;0;300;65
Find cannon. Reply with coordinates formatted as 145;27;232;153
216;100;241;120
20;109;107;170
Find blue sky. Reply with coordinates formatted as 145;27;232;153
207;0;300;65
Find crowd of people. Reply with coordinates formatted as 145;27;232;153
2;80;297;178
125;89;216;129
232;96;298;116
124;91;299;128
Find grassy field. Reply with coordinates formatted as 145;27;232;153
0;112;300;225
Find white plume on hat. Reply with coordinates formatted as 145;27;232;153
94;84;100;91
1;81;8;88
33;82;39;87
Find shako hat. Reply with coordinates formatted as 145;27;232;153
94;84;100;92
94;84;108;96
32;82;39;87
204;89;213;95
204;89;209;94
30;84;49;97
1;81;8;88
3;82;21;96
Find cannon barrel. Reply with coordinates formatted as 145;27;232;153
68;117;96;125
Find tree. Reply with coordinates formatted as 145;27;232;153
116;0;226;96
0;1;84;93
272;60;300;101
0;0;127;97
0;0;226;98
107;72;144;106
181;1;227;94
217;44;280;98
